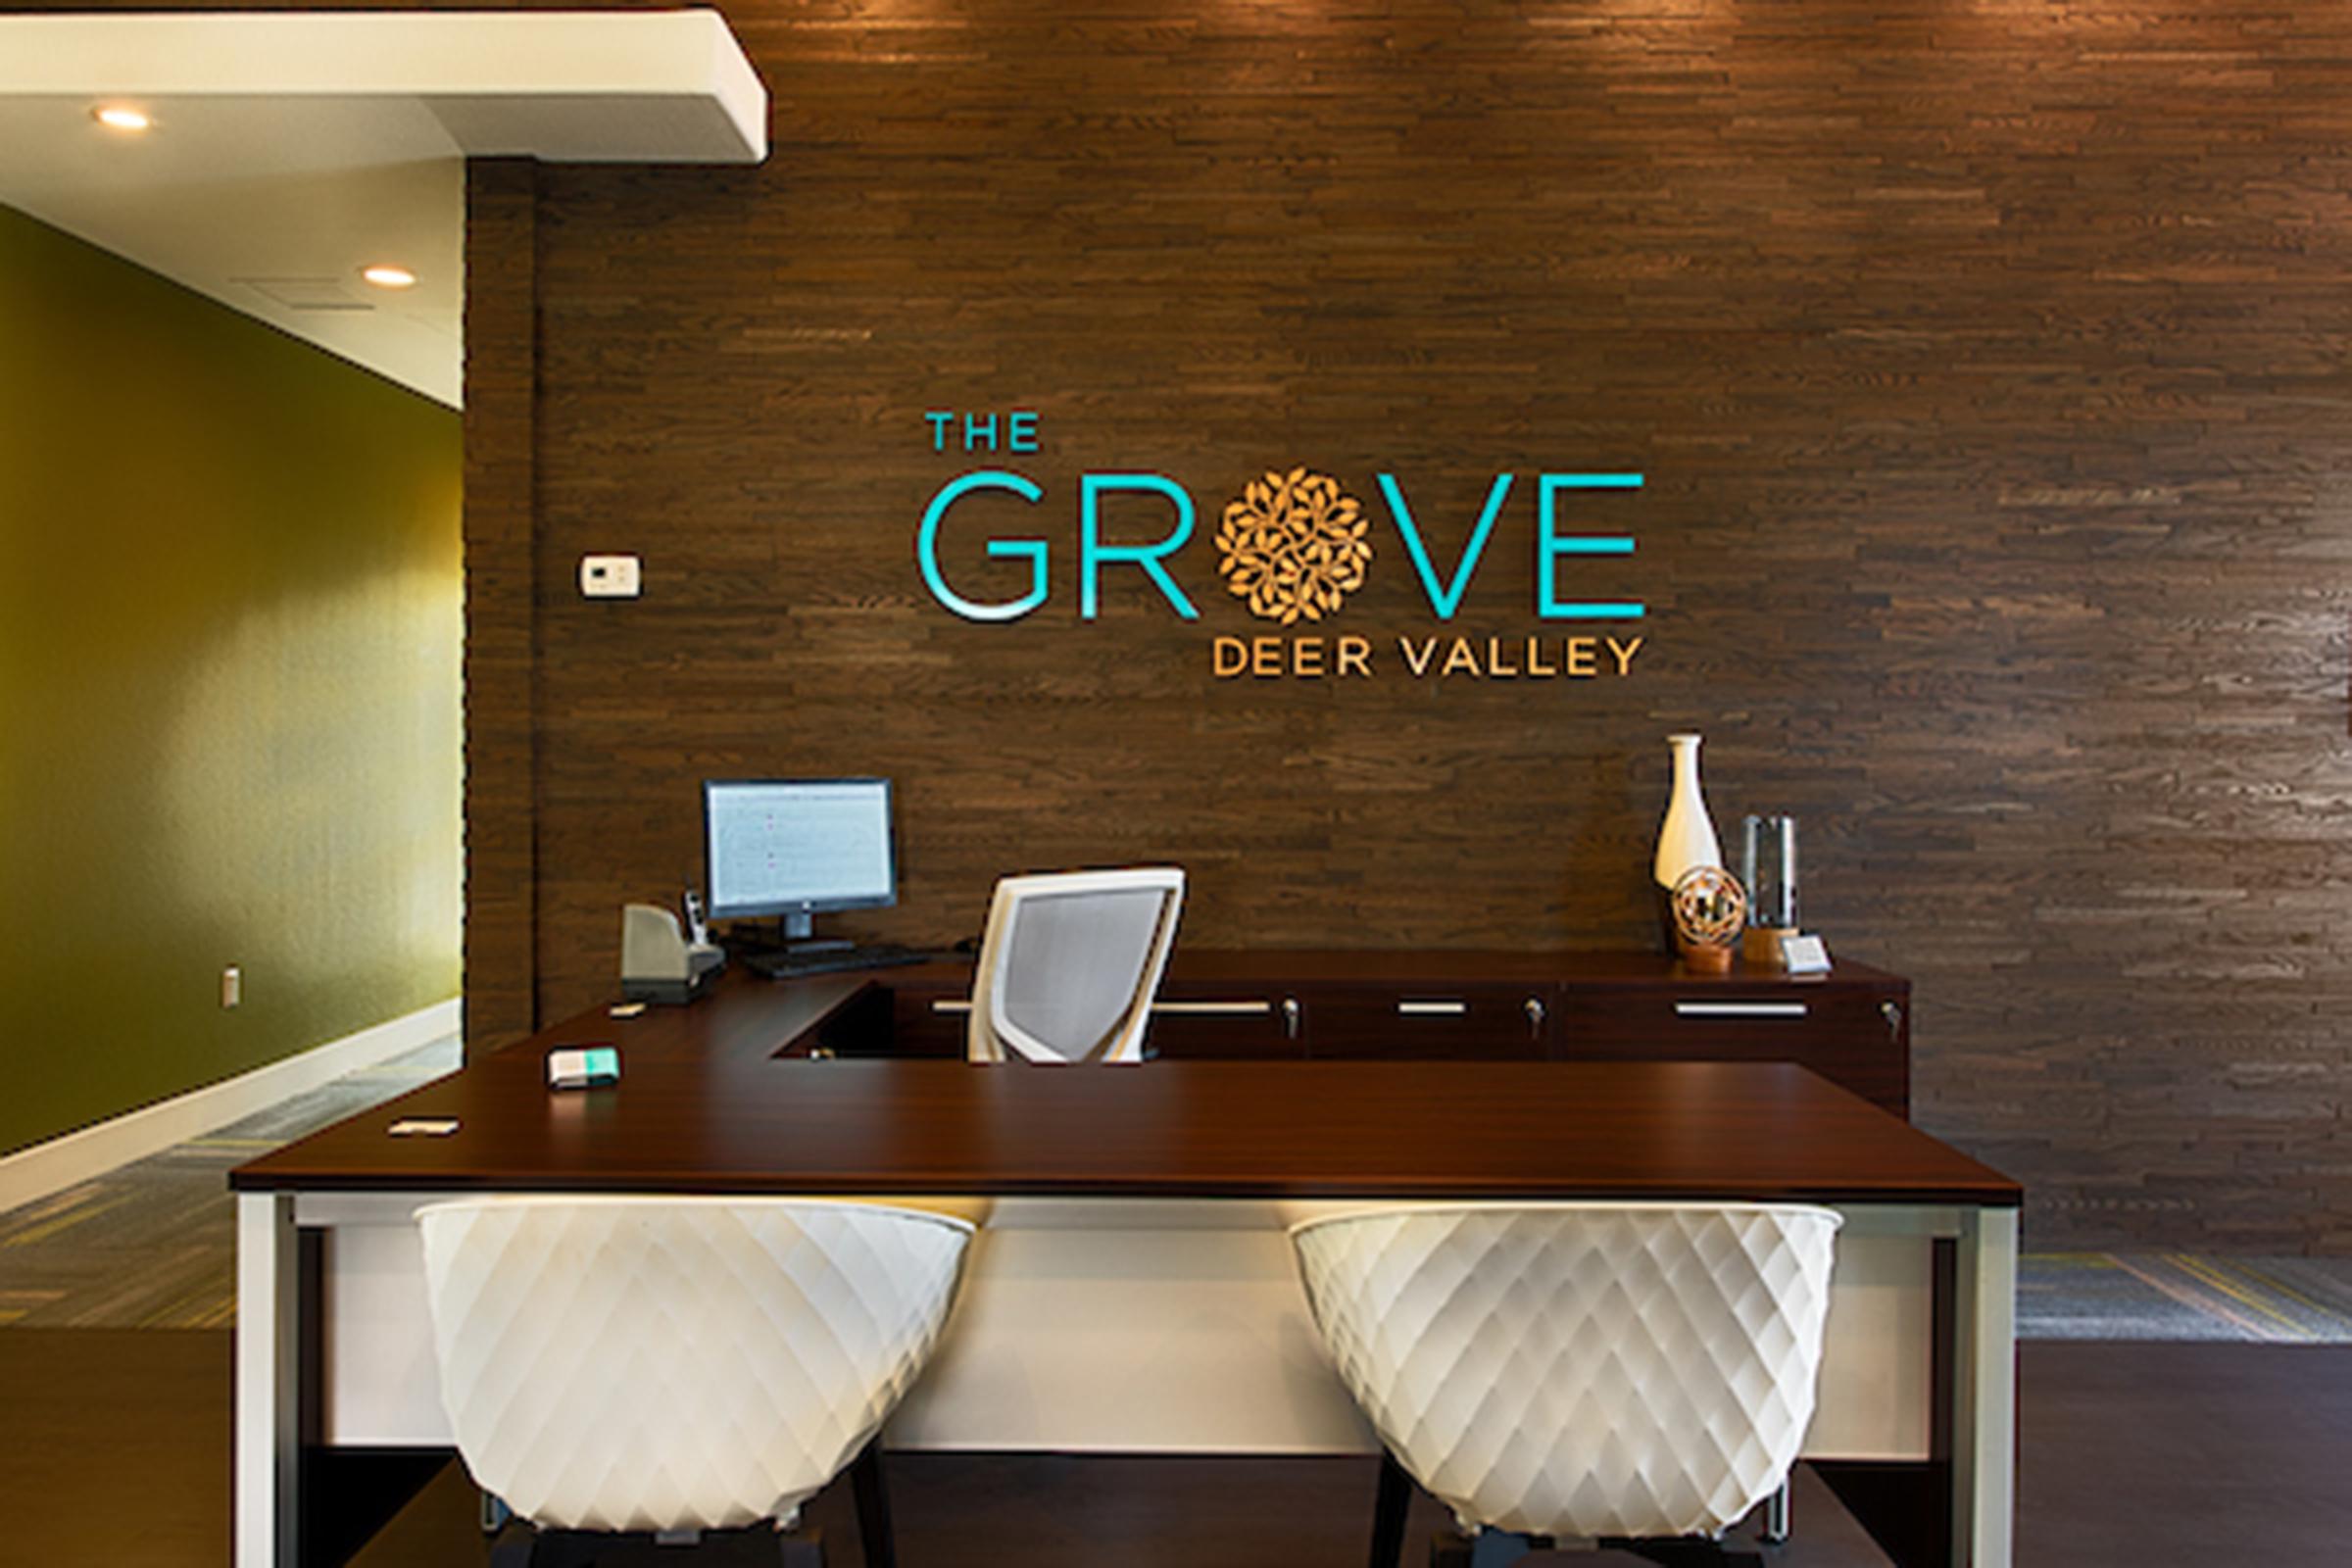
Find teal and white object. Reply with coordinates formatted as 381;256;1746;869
546;1046;620;1091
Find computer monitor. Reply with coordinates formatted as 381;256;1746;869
703;778;897;942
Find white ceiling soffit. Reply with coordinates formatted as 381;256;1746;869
0;12;769;408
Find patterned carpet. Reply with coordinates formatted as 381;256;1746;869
6;1042;2352;1340
0;1036;459;1328
2019;1250;2352;1344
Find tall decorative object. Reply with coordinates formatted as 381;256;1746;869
1740;814;1799;969
1652;733;1723;949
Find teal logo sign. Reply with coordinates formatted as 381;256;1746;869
914;410;1648;682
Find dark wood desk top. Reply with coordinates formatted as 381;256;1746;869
232;960;2012;1206
1160;949;1905;988
733;948;1904;991
379;952;1908;1073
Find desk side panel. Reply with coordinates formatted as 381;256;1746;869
314;1197;1932;1460
319;1207;445;1447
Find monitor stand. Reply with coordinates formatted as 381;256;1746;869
777;912;853;956
734;912;920;980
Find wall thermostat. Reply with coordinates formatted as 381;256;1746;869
579;554;642;599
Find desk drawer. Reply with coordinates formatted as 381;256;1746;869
1146;995;1305;1059
1558;987;1908;1114
1307;988;1552;1059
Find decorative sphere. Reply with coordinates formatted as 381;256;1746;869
1671;865;1748;949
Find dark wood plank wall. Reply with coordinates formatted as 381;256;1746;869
39;0;2328;1250
481;0;2352;1252
460;159;540;1055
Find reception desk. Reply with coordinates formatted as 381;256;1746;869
874;949;1912;1114
231;955;2013;1568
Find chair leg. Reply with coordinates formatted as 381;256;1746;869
1761;1478;1790;1544
850;1440;897;1568
1370;1450;1413;1568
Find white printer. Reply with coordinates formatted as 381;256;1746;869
619;899;725;1004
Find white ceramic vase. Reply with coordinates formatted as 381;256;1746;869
1653;732;1722;891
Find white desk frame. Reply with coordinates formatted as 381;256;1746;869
237;1192;2015;1567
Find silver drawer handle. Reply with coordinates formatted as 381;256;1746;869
1674;1001;1809;1019
1396;1000;1469;1017
944;998;1280;1018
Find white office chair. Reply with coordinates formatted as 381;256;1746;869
416;1196;974;1567
1291;1201;1840;1568
965;866;1185;1064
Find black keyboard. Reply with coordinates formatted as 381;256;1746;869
744;945;932;980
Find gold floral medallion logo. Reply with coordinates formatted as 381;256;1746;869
1214;466;1373;625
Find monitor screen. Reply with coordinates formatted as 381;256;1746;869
703;778;897;919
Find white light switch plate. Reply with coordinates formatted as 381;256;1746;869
579;554;642;599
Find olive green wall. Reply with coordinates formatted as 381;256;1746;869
0;204;461;1158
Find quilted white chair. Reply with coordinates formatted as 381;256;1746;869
966;867;1185;1064
416;1196;974;1566
1290;1201;1840;1567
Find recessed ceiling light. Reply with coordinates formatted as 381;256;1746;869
360;265;417;290
93;105;151;132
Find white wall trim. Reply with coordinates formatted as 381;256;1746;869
0;9;766;404
0;998;460;1217
0;12;768;163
